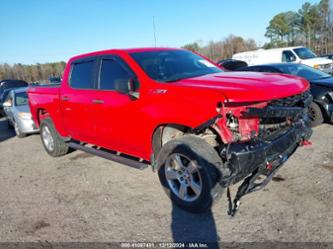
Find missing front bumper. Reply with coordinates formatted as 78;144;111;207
220;117;312;216
220;117;312;186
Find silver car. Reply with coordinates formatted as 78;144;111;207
2;87;39;137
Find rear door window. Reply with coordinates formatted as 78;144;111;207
282;50;296;62
70;60;96;89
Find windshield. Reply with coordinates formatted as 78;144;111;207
130;50;223;82
15;92;28;106
293;47;317;60
275;63;331;81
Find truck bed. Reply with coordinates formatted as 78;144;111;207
27;84;61;129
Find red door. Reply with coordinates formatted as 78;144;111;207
61;58;100;143
92;57;144;157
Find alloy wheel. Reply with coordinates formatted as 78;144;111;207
42;125;54;151
164;153;202;202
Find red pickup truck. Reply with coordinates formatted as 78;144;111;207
28;48;312;215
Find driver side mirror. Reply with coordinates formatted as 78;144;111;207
114;77;140;99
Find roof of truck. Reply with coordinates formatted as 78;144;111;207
69;47;181;61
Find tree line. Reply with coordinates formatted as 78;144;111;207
182;35;257;62
1;0;332;83
265;0;333;54
183;0;333;61
0;62;66;83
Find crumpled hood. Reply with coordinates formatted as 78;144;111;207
174;72;309;102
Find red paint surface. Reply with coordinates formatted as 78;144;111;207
28;48;310;161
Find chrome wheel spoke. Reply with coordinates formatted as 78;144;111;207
165;169;179;180
190;181;201;196
187;161;197;174
178;183;188;200
173;154;184;169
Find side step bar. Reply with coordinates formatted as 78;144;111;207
68;142;149;170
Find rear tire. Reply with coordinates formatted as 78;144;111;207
157;135;228;213
308;102;324;127
40;118;69;157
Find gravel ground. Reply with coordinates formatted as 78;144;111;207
0;117;332;243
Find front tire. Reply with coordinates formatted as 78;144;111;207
157;135;228;213
40;118;69;157
308;102;324;127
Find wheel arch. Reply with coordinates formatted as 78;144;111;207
151;123;191;159
151;122;222;160
36;108;69;139
36;108;50;126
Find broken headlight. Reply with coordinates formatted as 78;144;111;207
226;114;239;132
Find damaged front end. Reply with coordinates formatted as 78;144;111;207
215;91;313;216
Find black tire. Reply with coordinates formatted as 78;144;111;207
40;118;69;157
308;102;324;127
157;135;229;213
14;122;26;138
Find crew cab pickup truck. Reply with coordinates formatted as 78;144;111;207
28;48;312;215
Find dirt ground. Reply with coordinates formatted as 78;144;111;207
0;116;332;243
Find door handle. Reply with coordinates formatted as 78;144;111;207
92;99;104;104
61;96;70;101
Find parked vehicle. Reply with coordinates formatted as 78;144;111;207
49;77;62;84
3;87;39;137
28;48;312;215
0;79;29;115
235;63;333;127
216;59;248;71
233;46;333;74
